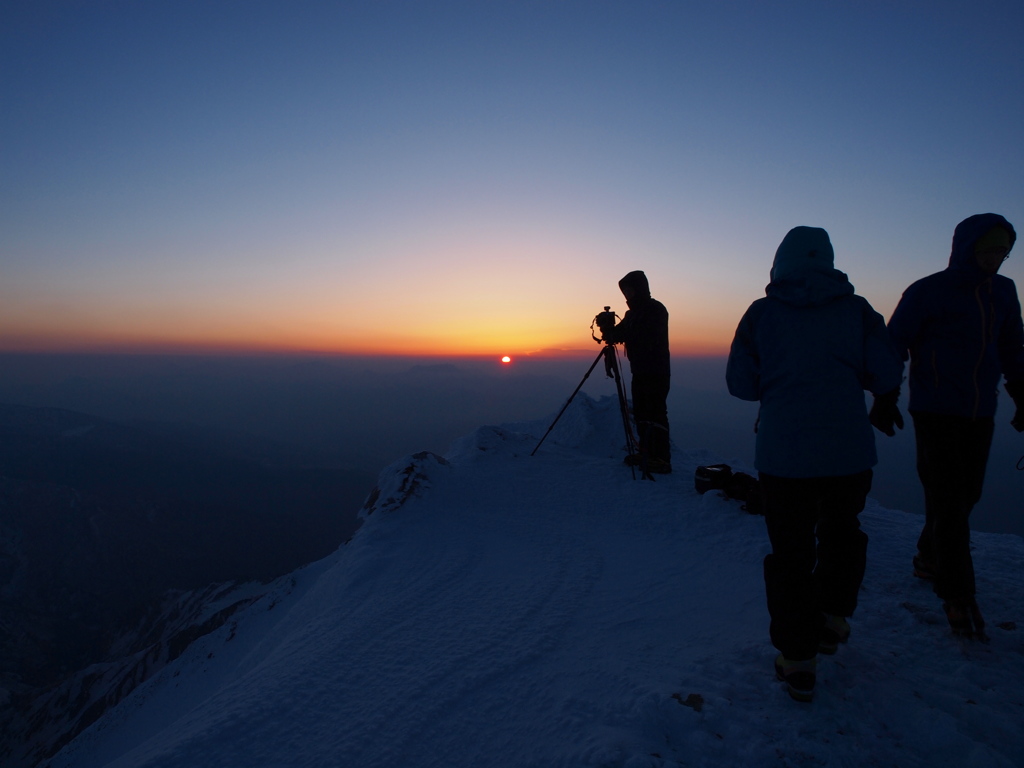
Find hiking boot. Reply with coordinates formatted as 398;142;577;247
818;614;851;655
943;598;989;642
646;458;672;474
774;654;816;702
624;454;671;473
912;554;935;581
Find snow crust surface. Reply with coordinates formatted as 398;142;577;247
51;394;1024;767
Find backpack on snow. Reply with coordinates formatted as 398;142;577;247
694;463;763;515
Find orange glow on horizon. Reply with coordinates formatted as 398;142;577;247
1;232;740;360
0;334;733;358
0;315;734;358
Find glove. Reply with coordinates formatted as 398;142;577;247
1006;380;1024;432
869;388;904;437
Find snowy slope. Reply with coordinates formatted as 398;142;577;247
50;395;1024;768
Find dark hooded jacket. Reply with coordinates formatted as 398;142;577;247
603;271;670;379
727;227;902;478
888;213;1024;420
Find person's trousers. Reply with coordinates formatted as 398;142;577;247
911;411;994;602
631;375;670;463
760;470;872;661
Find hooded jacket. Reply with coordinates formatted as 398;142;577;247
727;227;903;478
888;213;1024;420
603;271;670;379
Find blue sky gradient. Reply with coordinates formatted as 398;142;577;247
2;1;1022;354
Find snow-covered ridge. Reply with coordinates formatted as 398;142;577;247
49;394;1024;768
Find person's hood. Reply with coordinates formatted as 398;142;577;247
947;213;1017;279
766;226;854;306
619;270;652;302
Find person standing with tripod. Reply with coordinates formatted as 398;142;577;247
602;270;672;474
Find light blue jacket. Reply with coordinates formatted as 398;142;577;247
727;227;903;478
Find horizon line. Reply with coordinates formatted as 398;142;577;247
0;348;733;362
0;348;730;360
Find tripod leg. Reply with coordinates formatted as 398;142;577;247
531;346;607;456
607;346;644;480
617;380;637;480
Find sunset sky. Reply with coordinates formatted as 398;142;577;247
2;1;1022;357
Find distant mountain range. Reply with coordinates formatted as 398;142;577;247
0;404;374;766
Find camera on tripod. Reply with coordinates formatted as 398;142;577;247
532;304;640;475
593;306;618;343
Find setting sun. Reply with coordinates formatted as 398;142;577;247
501;356;512;364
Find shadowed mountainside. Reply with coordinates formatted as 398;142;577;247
0;403;373;765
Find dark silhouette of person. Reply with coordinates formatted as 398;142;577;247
602;270;671;473
878;213;1024;639
727;226;902;702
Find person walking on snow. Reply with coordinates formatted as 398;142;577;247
875;213;1024;640
727;226;902;702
